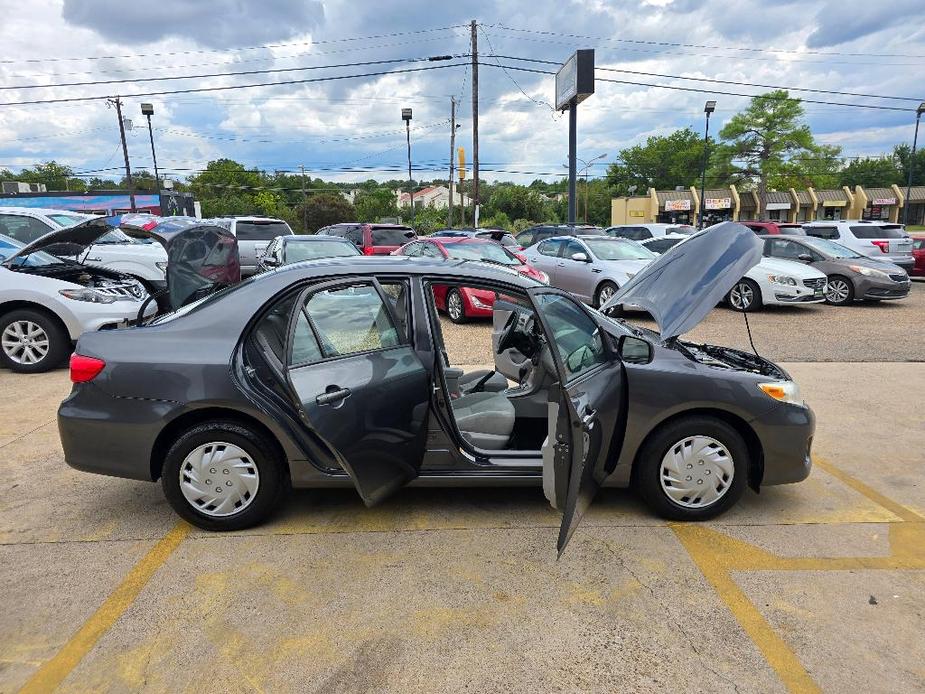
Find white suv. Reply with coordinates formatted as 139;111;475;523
214;216;294;276
604;223;697;240
0;207;167;291
802;220;914;273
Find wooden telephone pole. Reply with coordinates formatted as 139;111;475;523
108;97;136;212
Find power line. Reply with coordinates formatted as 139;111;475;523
0;62;467;107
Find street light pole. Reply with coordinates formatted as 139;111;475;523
903;102;925;226
698;100;716;229
140;103;160;200
402;107;413;222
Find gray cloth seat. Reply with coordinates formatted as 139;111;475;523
451;391;516;450
458;369;509;395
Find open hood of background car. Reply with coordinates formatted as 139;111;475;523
600;221;763;341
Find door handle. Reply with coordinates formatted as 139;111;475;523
316;387;351;406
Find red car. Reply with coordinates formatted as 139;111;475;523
912;235;925;277
392;237;549;322
315;222;416;255
739;220;806;235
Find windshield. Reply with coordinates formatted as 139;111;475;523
445;242;520;265
284;240;359;263
585;239;657;261
800;237;862;259
0;237;67;267
48;213;89;227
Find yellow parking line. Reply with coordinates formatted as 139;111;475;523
813;458;924;522
19;521;191;694
672;524;821;694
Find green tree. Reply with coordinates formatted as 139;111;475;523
770;145;843;190
839;156;903;188
297;193;355;233
606;128;708;195
407;205;446;234
892;143;925;186
712;90;839;217
121;170;158;192
480;211;512;230
485;185;546;222
17;161;77;191
354;188;399;222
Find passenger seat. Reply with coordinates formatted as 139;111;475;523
451;391;516;450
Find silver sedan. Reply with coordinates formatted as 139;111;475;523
521;235;656;308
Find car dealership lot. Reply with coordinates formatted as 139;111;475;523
2;314;925;691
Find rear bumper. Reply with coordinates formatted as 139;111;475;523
58;382;175;482
752;402;815;486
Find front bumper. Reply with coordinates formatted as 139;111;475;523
771;285;826;304
751;401;816;486
855;275;911;300
67;300;157;339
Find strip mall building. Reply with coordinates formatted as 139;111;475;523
611;183;921;226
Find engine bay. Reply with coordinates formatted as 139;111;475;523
679;341;788;379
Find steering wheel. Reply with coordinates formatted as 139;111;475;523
496;311;519;354
497;310;540;359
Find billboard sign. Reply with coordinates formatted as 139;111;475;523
555;50;595;111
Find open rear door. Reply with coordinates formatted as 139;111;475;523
528;287;626;556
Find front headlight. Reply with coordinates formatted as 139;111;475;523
155;261;168;273
535;270;550;285
758;380;804;406
848;264;889;279
767;274;797;286
59;288;116;304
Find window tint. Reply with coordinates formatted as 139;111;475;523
913;238;924;250
235;221;292;240
535;293;607;381
283;239;359;263
561;239;586;258
371;226;415;245
766;239;805;259
849;225;906;239
805;226;839;240
344;227;363;245
0;215;53;243
379;280;410;342
536;239;563;257
515;231;534;246
291;310;324;365
302;283;400;360
444;242;520;265
420;243;444;258
585;239;656;260
645;238;677;254
400;242;421;257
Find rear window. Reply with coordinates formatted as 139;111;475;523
849;225;906;239
236;221;293;240
371;226;415;246
646;238;682;254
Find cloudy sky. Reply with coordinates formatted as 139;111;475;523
0;0;923;185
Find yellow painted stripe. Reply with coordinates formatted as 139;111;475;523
19;521;191;694
672;524;821;694
814;457;924;523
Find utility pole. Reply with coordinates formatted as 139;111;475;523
300;165;307;232
470;19;480;227
903;102;925;226
448;97;456;227
108;97;136;212
402;108;414;222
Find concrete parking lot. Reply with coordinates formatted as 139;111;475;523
2;286;924;692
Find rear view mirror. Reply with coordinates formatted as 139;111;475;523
571;252;589;262
619;335;652;364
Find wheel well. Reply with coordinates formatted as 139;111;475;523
149;407;289;482
631;408;765;491
0;300;71;339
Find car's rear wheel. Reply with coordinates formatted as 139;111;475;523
161;421;288;531
727;278;762;312
0;309;70;373
825;275;854;305
446;288;468;324
594;281;624;317
635;416;748;521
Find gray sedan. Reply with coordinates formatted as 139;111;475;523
521;235;657;308
761;235;911;305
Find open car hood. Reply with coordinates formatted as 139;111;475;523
600;222;763;341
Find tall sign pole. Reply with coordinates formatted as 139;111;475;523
402;107;414;222
470;19;480;227
555;50;594;226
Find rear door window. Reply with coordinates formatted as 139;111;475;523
536;239;564;257
806;226;839;240
515;231;535;247
371;226;415;246
236;221;292;240
849;225;905;239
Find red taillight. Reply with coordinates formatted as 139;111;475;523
872;240;890;253
70;354;105;383
362;246;375;255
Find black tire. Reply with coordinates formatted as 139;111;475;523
161;421;289;531
824;275;855;305
0;308;70;373
727;278;762;312
634;415;749;521
446;288;468;324
595;281;624;317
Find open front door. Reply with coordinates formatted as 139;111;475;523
528;287;626;556
285;278;431;505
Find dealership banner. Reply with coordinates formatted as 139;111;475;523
664;199;691;211
704;197;732;210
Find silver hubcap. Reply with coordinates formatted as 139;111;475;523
1;320;50;365
659;435;734;509
179;442;259;517
447;291;463;320
598;285;616;305
729;282;753;310
826;279;850;303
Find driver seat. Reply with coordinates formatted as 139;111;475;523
451;391;516;450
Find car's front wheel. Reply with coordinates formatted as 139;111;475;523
446;288;468;324
824;275;854;305
161;421;289;531
727;278;762;312
0;309;70;373
635;416;748;521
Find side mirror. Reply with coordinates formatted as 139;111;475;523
619;335;652;365
797;254;813;263
571;252;589;262
263;256;279;267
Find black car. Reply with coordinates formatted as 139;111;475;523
59;223;814;554
514;224;604;248
760;234;911;305
256;234;360;272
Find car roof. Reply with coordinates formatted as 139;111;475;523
428;236;492;245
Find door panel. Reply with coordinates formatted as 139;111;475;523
286;279;431;505
529;288;626;555
556;239;592;301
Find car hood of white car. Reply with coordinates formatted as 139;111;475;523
748;256;827;280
